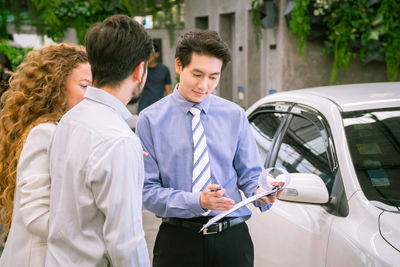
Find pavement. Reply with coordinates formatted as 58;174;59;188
142;209;161;262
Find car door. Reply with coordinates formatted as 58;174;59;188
248;103;347;267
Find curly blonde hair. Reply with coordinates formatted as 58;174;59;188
0;43;88;238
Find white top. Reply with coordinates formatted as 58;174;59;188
45;86;150;267
0;122;56;267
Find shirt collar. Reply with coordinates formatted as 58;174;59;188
172;83;211;115
84;86;133;122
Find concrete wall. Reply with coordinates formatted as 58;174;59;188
184;0;399;108
185;0;253;107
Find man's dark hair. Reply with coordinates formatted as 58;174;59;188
153;42;160;53
175;30;231;71
85;14;153;88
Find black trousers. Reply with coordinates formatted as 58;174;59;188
153;220;254;267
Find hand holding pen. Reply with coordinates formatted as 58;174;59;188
200;184;234;211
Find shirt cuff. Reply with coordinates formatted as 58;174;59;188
201;209;211;216
260;203;273;212
188;191;207;216
253;200;273;212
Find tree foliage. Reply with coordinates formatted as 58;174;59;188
1;0;184;45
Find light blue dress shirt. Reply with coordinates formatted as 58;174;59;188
136;87;270;219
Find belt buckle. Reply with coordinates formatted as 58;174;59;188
202;222;222;235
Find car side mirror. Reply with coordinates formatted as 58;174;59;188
279;173;329;204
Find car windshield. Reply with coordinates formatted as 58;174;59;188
343;108;400;211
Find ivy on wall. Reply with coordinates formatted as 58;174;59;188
290;0;310;58
251;0;262;47
1;0;184;45
289;0;400;84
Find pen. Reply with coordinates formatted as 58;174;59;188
209;188;221;192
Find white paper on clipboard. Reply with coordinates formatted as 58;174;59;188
199;167;290;232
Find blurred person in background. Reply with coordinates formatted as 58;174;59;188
137;41;172;113
0;52;13;98
0;43;91;267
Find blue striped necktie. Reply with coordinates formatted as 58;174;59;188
190;107;211;193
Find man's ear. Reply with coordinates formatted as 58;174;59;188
175;58;182;74
132;61;145;83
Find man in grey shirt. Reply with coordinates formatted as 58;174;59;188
46;15;153;266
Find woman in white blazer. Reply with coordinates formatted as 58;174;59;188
0;43;92;267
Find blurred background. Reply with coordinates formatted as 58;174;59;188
1;0;399;110
1;0;400;261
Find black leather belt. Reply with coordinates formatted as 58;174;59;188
162;215;250;235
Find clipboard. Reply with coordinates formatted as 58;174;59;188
199;167;290;232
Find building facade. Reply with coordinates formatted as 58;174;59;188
184;0;398;108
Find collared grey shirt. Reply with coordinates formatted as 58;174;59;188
46;86;150;267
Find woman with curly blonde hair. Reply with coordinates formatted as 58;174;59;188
0;43;91;266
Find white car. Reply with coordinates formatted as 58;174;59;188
246;83;400;267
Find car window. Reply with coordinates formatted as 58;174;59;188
249;112;287;168
275;115;336;193
343;108;400;209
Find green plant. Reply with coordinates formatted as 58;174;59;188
323;0;386;83
289;0;310;57
378;0;400;81
289;0;400;83
0;0;7;39
32;0;128;44
0;41;33;71
2;0;184;46
251;0;262;47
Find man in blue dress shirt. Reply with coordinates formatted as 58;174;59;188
136;30;280;267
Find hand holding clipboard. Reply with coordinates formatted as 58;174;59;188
200;167;290;232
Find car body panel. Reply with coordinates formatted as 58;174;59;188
379;211;400;251
327;191;400;266
248;201;333;267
